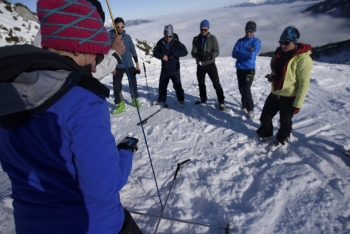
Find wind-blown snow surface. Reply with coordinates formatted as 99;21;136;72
1;56;350;233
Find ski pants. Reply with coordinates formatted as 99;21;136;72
158;70;184;103
113;67;139;105
196;63;225;104
118;209;142;234
256;93;295;143
237;69;255;111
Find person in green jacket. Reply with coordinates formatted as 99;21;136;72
191;20;226;110
256;26;313;151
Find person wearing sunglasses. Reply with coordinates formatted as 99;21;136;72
256;26;313;151
232;21;261;119
191;19;226;110
32;0;125;80
153;24;188;108
0;0;141;233
109;17;142;114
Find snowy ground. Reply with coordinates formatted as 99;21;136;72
1;56;350;233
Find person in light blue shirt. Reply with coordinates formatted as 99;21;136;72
232;21;261;118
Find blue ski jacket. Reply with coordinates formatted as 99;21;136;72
109;30;138;69
232;36;261;70
0;45;133;234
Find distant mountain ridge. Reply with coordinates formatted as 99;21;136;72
226;0;318;7
259;40;350;65
302;0;350;18
105;19;152;31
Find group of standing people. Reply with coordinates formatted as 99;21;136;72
151;20;312;152
0;0;313;233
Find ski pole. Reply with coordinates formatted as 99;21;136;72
143;62;152;106
129;210;233;233
106;0;163;211
154;159;191;234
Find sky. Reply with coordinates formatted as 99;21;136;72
8;0;243;20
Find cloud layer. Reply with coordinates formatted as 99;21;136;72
123;1;350;58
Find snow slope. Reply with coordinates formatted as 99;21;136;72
1;56;350;233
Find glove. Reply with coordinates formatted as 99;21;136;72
117;137;139;152
117;142;138;152
265;74;275;82
133;69;140;76
199;52;212;61
293;107;300;115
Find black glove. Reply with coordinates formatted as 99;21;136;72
117;137;139;152
265;74;275;82
133;69;140;76
199;52;212;61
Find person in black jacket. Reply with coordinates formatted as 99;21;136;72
153;24;188;107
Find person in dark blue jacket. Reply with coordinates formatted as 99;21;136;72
232;21;261;118
109;17;141;114
153;24;188;107
0;0;141;233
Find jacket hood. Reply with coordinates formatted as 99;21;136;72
0;45;109;129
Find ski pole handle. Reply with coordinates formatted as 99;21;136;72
178;159;190;166
143;62;146;73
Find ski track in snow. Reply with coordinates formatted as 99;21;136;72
1;56;350;233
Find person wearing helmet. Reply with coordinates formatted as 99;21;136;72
256;26;313;152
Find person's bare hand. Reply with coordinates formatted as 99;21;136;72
250;47;255;52
111;69;117;75
111;35;125;56
162;55;168;61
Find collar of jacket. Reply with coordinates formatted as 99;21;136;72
0;45;110;129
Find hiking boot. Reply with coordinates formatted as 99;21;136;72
112;101;126;115
132;98;142;108
178;101;185;108
219;103;226;111
154;99;167;108
194;99;206;104
247;111;254;119
270;140;284;152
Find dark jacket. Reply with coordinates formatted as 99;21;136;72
153;34;188;73
0;45;133;234
191;32;219;66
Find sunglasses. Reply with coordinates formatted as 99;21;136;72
95;54;104;65
166;36;173;39
246;31;254;34
279;40;292;46
200;28;208;32
116;26;124;29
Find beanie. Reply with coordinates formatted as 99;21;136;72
200;20;210;28
280;26;300;43
245;21;256;32
164;24;173;37
37;0;110;54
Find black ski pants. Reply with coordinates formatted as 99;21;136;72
158;70;184;103
256;93;295;143
237;69;255;111
196;63;225;103
118;209;142;234
113;67;139;105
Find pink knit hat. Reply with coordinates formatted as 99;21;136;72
37;0;110;54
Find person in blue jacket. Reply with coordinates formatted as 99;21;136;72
109;17;141;114
232;21;261;118
0;0;141;233
153;24;188;107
